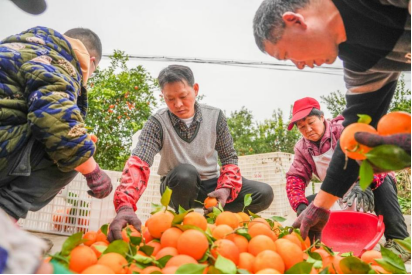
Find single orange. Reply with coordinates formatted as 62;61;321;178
378;112;411;136
212;224;233;240
248;222;275;240
275;239;304;270
340;123;378;160
215;211;239;229
204;197;218;208
146;211;174;238
183;212;208;231
97;252;128;274
177;229;209;260
211;239;240;265
160;227;183;248
69;245;98;273
83;231;97;246
248;218;270;229
238;252;255;273
248;235;276;256
253;250;285;274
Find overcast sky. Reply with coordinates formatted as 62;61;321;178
1;0;410;122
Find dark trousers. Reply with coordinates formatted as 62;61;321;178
160;164;274;213
0;138;78;220
307;175;409;240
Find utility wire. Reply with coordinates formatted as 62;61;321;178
101;54;344;76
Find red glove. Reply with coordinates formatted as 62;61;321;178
113;156;150;212
216;164;242;203
204;188;231;214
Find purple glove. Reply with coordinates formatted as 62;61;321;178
292;202;330;244
355;132;411;155
204;188;231;214
84;164;113;199
108;206;141;242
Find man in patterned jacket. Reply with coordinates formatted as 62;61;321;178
107;65;274;241
0;26;112;220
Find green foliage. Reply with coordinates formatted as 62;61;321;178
226;107;257;156
321;74;411;116
226;107;300;156
86;50;159;171
390;74;411;113
397;168;411;214
320;90;346;118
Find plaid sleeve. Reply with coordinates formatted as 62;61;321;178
132;116;162;166
215;111;238;166
286;176;308;212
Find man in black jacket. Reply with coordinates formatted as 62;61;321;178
253;0;410;261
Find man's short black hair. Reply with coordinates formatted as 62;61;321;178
64;28;102;62
158;65;195;90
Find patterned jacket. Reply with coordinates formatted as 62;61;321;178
0;26;95;172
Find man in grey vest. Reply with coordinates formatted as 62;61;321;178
107;65;274;241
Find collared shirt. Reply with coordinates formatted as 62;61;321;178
133;102;238;167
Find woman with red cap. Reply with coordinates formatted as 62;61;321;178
285;97;409;258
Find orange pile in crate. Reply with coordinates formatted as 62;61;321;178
46;188;409;274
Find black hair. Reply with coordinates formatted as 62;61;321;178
64;28;102;62
158;65;195;89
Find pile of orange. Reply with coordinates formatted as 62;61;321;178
47;202;397;274
340;111;411;160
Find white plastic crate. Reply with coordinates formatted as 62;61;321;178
19;152;294;235
238;152;294;217
18;170;122;235
18;160;165;235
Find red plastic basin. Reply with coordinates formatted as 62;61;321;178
322;211;385;257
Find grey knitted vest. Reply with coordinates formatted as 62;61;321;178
154;104;220;180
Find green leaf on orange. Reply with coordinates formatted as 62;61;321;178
359;160;374;190
366;145;411;171
340;256;372;274
357;114;372;124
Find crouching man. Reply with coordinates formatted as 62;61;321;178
108;65;274;241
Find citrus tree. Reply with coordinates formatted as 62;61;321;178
86;50;159;171
227;107;300;156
